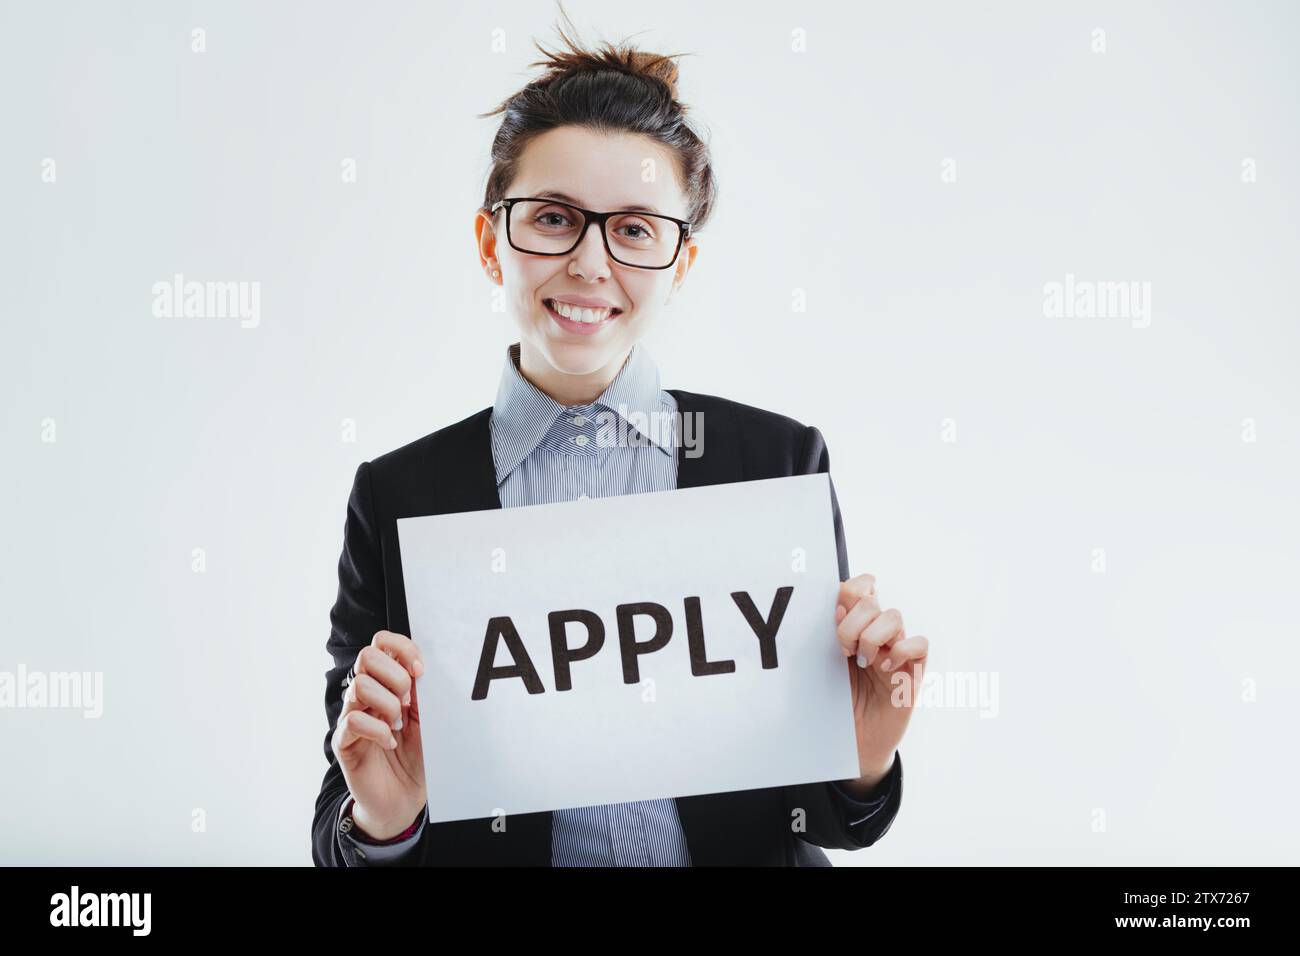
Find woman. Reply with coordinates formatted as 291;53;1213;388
312;16;929;867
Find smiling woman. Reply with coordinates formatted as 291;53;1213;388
313;1;923;869
470;12;716;400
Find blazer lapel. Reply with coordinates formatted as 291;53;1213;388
669;389;744;490
458;406;506;513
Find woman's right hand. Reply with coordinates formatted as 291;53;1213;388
330;629;427;840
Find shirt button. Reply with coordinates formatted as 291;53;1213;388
572;415;587;426
573;434;589;447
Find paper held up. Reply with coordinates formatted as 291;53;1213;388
397;472;859;824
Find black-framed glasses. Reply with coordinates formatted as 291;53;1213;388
490;197;692;270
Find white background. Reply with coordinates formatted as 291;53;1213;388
1;0;1296;864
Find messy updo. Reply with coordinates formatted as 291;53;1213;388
478;6;717;233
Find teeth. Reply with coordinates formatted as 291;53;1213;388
550;299;615;324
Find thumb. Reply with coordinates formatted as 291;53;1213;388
397;676;424;763
407;673;421;724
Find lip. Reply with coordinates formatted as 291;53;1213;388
549;294;622;309
544;298;620;336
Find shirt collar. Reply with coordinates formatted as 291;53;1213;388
490;341;675;482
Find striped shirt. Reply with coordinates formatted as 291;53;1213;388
491;340;691;866
344;340;891;864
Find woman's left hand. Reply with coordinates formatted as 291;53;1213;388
834;572;928;785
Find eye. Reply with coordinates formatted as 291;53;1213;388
614;217;656;242
534;209;575;229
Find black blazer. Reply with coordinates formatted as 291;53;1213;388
312;388;904;866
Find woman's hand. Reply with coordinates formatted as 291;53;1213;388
834;573;928;785
330;629;427;840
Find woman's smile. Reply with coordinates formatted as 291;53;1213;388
543;296;624;335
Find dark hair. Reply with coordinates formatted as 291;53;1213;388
477;5;717;233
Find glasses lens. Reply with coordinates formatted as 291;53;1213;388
509;200;681;268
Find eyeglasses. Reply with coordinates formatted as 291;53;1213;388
490;197;693;270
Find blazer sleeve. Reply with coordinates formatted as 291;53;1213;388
311;460;391;865
314;460;469;866
314;460;509;867
780;424;904;851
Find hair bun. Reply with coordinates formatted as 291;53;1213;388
527;9;689;112
479;1;717;235
622;48;682;102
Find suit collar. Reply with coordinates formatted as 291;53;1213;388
446;389;743;508
489;341;676;484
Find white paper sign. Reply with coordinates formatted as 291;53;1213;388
397;472;860;824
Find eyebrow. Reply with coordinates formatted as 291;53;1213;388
534;190;663;215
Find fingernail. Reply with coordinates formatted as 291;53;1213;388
388;735;398;749
880;658;892;671
856;654;867;668
393;716;403;731
413;660;424;676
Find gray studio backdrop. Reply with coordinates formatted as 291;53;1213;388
2;0;1297;864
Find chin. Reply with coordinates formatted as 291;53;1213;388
533;310;633;361
540;337;625;377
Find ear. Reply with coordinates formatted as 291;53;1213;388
475;208;501;279
671;238;699;293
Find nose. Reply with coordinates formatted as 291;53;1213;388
568;218;612;280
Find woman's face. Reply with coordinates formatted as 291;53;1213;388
475;125;698;396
